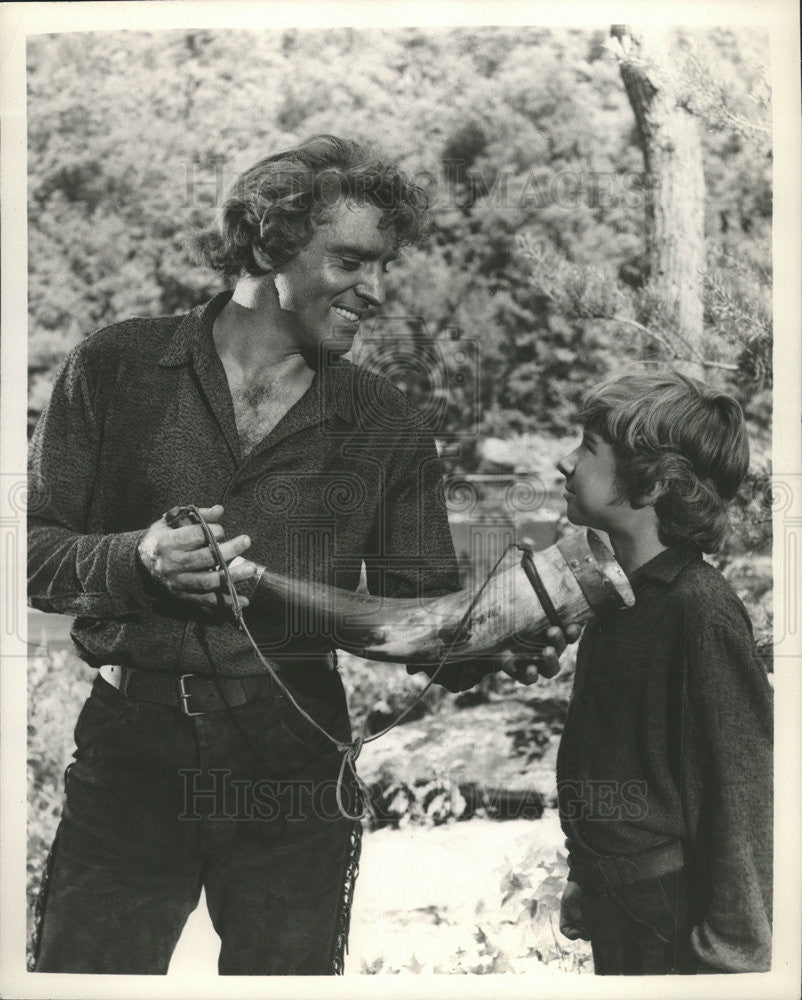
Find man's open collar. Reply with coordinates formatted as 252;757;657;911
629;544;704;591
157;291;232;368
156;291;358;426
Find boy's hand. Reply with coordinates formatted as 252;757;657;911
502;623;583;684
407;623;582;692
559;881;590;940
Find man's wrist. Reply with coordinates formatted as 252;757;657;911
135;543;164;598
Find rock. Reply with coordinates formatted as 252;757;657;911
459;783;544;821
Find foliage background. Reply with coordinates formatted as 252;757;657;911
27;27;772;443
26;26;772;973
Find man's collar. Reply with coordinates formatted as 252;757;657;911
157;291;358;426
315;361;358;425
157;291;232;368
629;543;704;591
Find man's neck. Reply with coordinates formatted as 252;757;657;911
213;275;307;376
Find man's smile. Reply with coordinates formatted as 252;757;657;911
332;305;361;324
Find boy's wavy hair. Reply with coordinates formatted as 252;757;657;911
580;367;750;553
190;134;430;278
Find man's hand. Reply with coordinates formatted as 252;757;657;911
137;504;257;607
500;623;583;685
559;881;590;940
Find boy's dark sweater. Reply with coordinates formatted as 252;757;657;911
556;544;773;972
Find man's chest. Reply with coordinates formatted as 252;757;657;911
230;375;311;455
96;363;382;563
223;359;314;455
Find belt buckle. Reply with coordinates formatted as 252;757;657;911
177;674;207;717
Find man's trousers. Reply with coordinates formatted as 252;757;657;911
32;670;362;975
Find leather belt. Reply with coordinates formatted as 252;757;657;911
567;839;685;893
99;664;274;717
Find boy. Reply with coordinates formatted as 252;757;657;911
555;368;772;974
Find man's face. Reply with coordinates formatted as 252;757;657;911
557;429;630;535
271;199;397;359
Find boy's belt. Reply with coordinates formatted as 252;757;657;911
99;658;335;717
567;838;685;892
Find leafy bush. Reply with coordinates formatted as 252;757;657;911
469;845;594;974
339;653;451;736
358;840;593;974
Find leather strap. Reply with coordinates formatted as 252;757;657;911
99;664;273;716
519;546;566;632
567;839;685;892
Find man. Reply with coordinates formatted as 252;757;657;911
28;135;566;975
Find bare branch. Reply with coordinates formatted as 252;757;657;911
605;316;739;371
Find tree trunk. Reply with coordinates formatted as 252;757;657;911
612;26;706;378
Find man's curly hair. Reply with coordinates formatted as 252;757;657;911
580;367;750;553
191;134;430;278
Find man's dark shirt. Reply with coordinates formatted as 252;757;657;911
556;544;773;972
28;292;461;678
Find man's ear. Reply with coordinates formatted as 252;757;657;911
252;244;273;272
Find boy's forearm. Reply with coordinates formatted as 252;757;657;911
686;617;773;973
691;901;772;973
689;813;772;971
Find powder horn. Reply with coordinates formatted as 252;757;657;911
246;529;634;664
165;508;633;664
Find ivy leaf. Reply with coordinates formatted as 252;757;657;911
407;954;424;974
538;874;566;898
500;867;532;907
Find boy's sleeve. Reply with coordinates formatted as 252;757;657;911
684;612;773;973
28;349;152;618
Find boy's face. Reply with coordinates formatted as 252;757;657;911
557;429;630;534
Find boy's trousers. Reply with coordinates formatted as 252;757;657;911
580;868;699;974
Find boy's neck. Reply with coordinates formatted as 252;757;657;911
607;527;668;577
